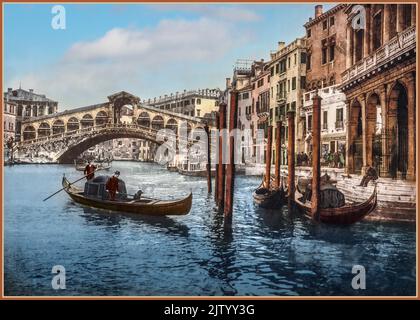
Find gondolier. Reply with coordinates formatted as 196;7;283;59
84;161;96;180
106;171;120;201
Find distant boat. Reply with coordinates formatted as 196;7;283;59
167;164;178;172
177;167;215;177
74;160;112;172
62;175;192;216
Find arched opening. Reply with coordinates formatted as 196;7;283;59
81;114;94;129
67;117;80;132
349;99;363;173
389;82;409;179
52;119;65;135
23;126;36;140
95;111;109;126
151;115;164;130
38;122;51;137
366;93;382;173
165;118;178;134
137;112;150;127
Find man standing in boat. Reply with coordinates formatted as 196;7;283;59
106;171;120;201
84;160;97;180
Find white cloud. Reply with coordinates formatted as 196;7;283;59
9;17;245;108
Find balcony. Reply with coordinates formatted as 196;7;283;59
276;91;287;103
335;121;344;130
341;25;415;85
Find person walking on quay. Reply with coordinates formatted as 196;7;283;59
106;171;120;201
84;160;96;180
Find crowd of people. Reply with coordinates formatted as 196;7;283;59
296;150;345;168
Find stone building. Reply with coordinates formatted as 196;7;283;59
3;98;17;142
4;88;58;141
145;88;220;120
340;4;416;180
302;4;348;164
302;86;346;157
250;60;271;164
268;38;307;163
304;4;348;89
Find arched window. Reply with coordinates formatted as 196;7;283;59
52;119;65;135
38;122;51;137
81;114;94;128
67;117;79;132
137;112;150;127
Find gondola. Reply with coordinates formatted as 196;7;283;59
253;175;287;209
62;175;192;216
74;160;112;172
293;184;377;224
177;167;216;177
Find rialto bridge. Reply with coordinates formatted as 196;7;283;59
14;91;213;163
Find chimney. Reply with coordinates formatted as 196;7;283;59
278;41;285;51
226;78;231;88
315;5;323;18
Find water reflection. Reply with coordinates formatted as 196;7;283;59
69;203;190;238
4;161;416;296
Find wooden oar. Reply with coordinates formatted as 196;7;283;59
43;167;104;202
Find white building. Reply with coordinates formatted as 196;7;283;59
302;85;346;156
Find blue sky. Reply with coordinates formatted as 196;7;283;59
4;3;333;109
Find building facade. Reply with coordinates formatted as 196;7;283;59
303;4;349;165
304;4;348;90
3;98;17;142
145;89;220;120
251;60;271;164
4;88;58;141
302;85;346;159
340;4;416;180
268;38;307;163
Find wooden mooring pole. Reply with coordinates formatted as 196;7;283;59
214;113;220;201
264;126;273;189
224;90;238;219
205;123;212;193
274;120;282;189
287;110;295;206
311;92;322;221
217;103;227;209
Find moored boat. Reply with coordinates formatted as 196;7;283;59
293;184;377;224
253;175;287;209
62;175;192;216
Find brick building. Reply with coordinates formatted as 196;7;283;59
340;4;416;180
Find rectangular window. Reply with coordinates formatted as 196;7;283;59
308;115;313;131
373;12;383;50
329;44;335;62
242;92;249;100
197;99;201;104
307;54;311;70
323;20;328;30
197;110;200;117
291;101;296;112
287;80;290;92
307;28;311;38
271;67;274;77
292;77;296;90
279;59;286;73
300;76;306;89
330;16;335;26
288;57;291;68
294;53;297;65
300;52;307;64
322;47;327;64
323;110;328;130
275;64;279;74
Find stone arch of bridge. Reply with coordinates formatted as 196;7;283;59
56;130;165;164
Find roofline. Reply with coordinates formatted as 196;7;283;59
304;4;347;28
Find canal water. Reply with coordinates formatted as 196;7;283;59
4;161;416;296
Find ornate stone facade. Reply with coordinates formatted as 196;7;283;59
340;4;416;180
